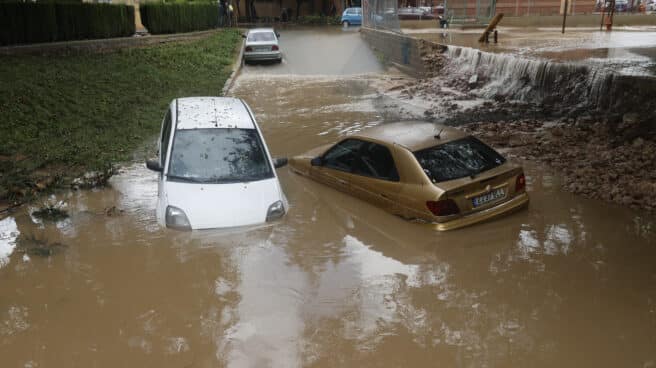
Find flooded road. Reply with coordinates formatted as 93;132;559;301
2;28;656;367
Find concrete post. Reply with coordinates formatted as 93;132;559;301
127;0;145;32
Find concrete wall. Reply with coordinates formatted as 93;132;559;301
501;13;656;26
605;74;656;114
361;27;442;76
494;0;596;16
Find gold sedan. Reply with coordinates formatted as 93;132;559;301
289;121;529;231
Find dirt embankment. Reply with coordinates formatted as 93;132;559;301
464;115;656;212
389;42;656;212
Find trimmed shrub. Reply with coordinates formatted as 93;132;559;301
296;15;341;25
139;3;220;35
0;2;135;46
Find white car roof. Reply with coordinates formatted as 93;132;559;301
248;28;276;33
175;97;255;130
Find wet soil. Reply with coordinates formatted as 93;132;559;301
463;117;656;212
1;28;656;368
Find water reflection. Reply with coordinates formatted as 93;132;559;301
0;217;18;269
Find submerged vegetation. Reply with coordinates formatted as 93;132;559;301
31;201;69;222
16;234;67;257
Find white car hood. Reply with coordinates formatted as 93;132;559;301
165;178;282;230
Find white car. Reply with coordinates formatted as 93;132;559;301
647;0;656;11
146;97;288;230
242;28;282;64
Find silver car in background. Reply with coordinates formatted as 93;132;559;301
243;28;282;64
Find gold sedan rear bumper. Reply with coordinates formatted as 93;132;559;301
433;192;529;231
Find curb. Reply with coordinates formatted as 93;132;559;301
0;29;222;56
221;36;245;96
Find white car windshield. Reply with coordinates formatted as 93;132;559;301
168;128;273;183
247;32;276;42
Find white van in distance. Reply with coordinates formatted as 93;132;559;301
146;97;288;230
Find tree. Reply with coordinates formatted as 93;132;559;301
246;0;256;21
295;0;304;18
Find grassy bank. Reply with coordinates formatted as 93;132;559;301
0;29;241;202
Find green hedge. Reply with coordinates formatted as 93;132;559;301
0;2;135;46
139;3;219;35
296;15;342;25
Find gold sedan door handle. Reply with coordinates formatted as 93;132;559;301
337;179;349;186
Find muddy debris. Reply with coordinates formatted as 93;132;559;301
71;167;115;190
104;206;124;217
32;203;69;222
418;40;448;77
462;115;656;212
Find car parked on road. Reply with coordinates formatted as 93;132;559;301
146;97;288;230
289;121;528;231
614;0;629;11
243;28;282;64
341;7;362;26
646;0;656;11
398;6;436;20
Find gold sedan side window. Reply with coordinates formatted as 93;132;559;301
323;139;363;173
323;139;399;181
356;142;399;181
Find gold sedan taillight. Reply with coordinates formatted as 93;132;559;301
426;199;460;216
515;173;526;193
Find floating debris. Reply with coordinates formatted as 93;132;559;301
104;206;124;217
71;166;116;189
32;202;69;222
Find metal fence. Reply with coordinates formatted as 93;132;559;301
362;0;401;32
363;0;497;31
444;0;496;23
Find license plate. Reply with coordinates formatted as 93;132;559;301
255;47;270;52
472;188;506;207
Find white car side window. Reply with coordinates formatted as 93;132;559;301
160;111;172;167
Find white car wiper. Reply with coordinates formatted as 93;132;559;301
166;175;205;183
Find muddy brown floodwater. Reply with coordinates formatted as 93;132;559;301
2;29;656;368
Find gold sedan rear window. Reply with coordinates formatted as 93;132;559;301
414;137;505;183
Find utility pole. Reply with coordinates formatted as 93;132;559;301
561;0;568;33
599;0;616;31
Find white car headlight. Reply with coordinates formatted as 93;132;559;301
266;200;285;222
166;206;191;230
